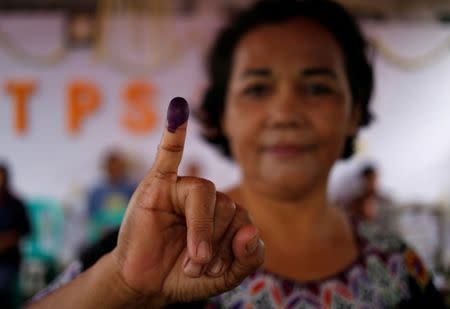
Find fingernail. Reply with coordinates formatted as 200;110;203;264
184;260;203;277
167;97;189;133
196;241;211;261
208;259;223;276
245;229;260;255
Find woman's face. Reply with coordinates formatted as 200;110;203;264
223;18;360;199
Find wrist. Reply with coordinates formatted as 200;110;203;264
98;252;167;308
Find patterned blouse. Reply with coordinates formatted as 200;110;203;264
208;221;444;308
31;222;444;308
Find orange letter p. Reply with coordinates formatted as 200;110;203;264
67;81;101;135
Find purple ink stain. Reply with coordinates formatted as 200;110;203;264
167;97;189;133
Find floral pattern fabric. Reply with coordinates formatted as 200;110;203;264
209;221;443;308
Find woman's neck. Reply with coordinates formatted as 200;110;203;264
228;181;334;241
226;182;358;282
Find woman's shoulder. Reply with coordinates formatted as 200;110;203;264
354;220;445;307
354;220;429;290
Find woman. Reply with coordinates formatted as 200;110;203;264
29;0;444;308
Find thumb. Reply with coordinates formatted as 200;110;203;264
229;225;265;281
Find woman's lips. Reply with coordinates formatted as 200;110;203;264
263;144;316;157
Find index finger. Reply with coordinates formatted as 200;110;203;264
152;97;190;178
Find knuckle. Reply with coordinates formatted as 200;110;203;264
201;179;217;193
152;169;177;182
190;217;214;233
189;178;216;193
159;143;184;153
233;207;251;226
216;192;236;212
139;188;164;206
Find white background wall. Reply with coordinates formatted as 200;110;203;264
1;14;450;206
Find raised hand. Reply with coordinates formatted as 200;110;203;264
112;97;264;305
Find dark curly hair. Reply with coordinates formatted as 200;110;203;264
198;0;374;160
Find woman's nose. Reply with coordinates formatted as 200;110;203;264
267;87;306;128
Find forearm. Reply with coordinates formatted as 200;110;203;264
27;253;166;309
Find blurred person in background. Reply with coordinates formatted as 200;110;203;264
348;164;398;232
347;190;379;221
86;150;136;243
28;0;445;307
0;163;30;308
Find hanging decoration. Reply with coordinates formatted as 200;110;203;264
1;1;450;72
0;26;66;66
0;0;185;73
94;0;183;74
369;34;450;70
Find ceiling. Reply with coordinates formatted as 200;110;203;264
0;0;449;21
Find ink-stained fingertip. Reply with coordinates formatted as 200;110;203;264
167;97;189;133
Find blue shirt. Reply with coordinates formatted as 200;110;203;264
87;180;136;242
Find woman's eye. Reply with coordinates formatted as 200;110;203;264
242;84;270;97
305;84;334;96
